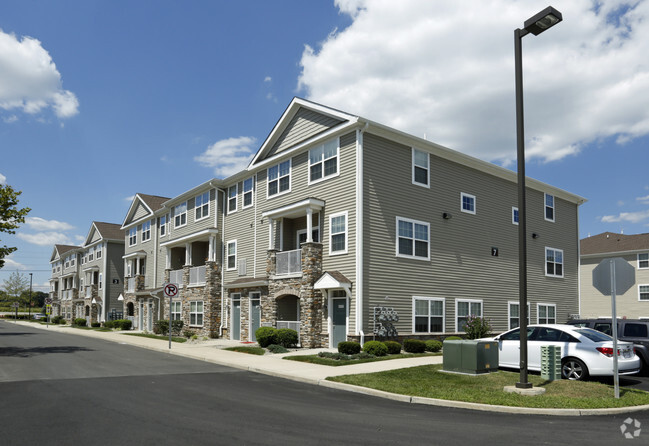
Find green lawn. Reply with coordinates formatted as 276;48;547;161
327;364;649;409
224;346;266;355
123;333;187;343
285;352;438;367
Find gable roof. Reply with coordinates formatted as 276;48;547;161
581;232;649;256
121;193;170;229
84;222;124;246
50;244;81;262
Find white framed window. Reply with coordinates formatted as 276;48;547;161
545;193;555;222
309;139;339;184
228;185;237;213
268;160;291;197
128;227;137;247
329;211;348;255
639;285;649;301
508;301;530;330
98;273;103;290
413;297;444;333
537;303;556;324
127;261;132;277
195;192;209;221
227;240;237;271
396;217;429;260
142;221;151;242
243;177;254;208
638;253;649;269
174;201;187;228
412;148;429;187
297;228;320;245
171;301;182;321
461;193;476;214
190;301;204;326
456;299;482;332
88;247;95;262
545;247;564;278
512;207;519;225
160;214;167;237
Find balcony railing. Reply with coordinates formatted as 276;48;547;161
85;287;92;298
127;277;135;293
169;269;183;287
276;249;302;276
189;265;206;286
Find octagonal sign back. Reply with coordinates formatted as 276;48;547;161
592;257;635;296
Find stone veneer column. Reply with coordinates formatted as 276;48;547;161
300;242;324;348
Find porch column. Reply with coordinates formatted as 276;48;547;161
185;243;192;266
209;235;216;262
165;247;171;269
136;258;141;275
306;208;313;243
268;217;274;250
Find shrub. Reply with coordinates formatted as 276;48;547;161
183;330;194;338
338;341;361;355
73;318;87;327
444;336;463;342
267;344;289;354
276;328;298;348
463;316;492;340
103;321;115;329
115;319;132;330
403;339;426;353
154;320;168;335
91;322;101;328
255;326;278;348
425;340;443;352
363;340;388;356
384;340;402;355
51;315;65;324
171;320;184;335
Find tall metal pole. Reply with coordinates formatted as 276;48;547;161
515;27;532;389
29;273;33;319
610;260;620;398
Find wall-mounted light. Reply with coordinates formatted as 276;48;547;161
442;212;453;220
532;233;540;239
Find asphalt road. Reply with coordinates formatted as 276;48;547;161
1;320;648;445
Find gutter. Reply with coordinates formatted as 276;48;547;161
356;122;369;344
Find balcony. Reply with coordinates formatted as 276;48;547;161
85;287;92;299
169;269;183;287
127;277;136;293
189;265;206;286
275;249;302;276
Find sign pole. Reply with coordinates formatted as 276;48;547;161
609;260;620;399
169;294;172;350
163;283;179;350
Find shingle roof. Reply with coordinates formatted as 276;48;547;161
93;222;125;241
55;244;81;255
580;232;649;255
138;193;170;212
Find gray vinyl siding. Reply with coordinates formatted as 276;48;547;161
88;229;101;245
362;133;579;335
267;108;344;158
166;189;217;241
105;241;125;313
133;202;150;221
223;179;257;281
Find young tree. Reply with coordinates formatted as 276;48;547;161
0;183;31;269
2;271;29;304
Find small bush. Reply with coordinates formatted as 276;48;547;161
73;318;87;327
276;328;298;348
384;340;402;355
103;321;115;329
115;319;132;330
91;322;101;328
338;341;361;355
51;315;65;324
267;344;289;354
255;326;278;348
425;340;443;352
464;315;492;339
363;340;388;356
444;336;463;342
183;330;194;338
154;320;168;335
403;339;426;353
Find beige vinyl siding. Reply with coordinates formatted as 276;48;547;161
166;189;217;241
88;229;101;245
580;254;649;318
133;202;150;221
223;180;257;282
106;241;125;312
267;108;343;157
362;133;579;335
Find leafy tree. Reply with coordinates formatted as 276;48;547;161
0;183;31;269
2;271;29;304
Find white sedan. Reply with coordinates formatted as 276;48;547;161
487;324;641;380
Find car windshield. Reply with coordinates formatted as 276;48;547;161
573;328;612;342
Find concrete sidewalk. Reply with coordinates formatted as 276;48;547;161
15;321;649;416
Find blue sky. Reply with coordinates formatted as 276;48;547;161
1;0;649;291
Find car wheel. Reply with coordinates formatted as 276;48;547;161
561;358;589;380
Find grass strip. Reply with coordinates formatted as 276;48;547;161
327;364;649;409
284;352;438;367
123;333;187;343
225;346;266;355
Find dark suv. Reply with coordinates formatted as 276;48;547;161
567;318;649;375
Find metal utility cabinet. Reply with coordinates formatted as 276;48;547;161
443;340;499;374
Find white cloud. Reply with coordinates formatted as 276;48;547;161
16;231;77;246
636;195;649;204
0;173;6;185
24;217;74;231
298;0;649;165
194;136;257;178
601;209;649;224
124;195;135;202
264;76;272;82
2;257;26;270
0;29;79;119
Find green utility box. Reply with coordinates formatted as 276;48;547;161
443;340;499;374
541;345;561;380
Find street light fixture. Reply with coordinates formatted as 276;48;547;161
514;6;562;390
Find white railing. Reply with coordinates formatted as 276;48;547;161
277;321;301;345
276;249;302;276
189;265;206;286
127;277;135;293
169;269;183;287
85;287;92;298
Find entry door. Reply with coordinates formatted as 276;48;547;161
250;294;261;341
232;297;241;340
332;298;347;348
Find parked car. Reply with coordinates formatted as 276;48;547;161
567;318;649;375
484;324;641;380
32;313;47;320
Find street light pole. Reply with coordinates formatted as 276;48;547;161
514;6;562;390
29;272;33;319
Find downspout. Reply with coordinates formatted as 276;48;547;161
356;122;369;345
216;186;227;337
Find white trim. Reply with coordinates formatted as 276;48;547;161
545;246;564;278
249;291;261;342
173;201;188;228
638;253;649;269
296;226;320;246
159;228;219;247
544;193;555;222
537;302;557;324
460;192;476;215
226;240;237;271
194;191;210;221
261;198;325;220
128;227;137;247
189;300;204;327
411;148;430;188
327;290;350;348
355;126;366;337
308;137;340;185
412;296;445;334
227;184;238;214
507;301;530;330
242;176;254;209
455;298;483;333
230;293;241;341
395;216;430;261
329;211;348;256
266;159;292;199
638;284;649;301
512;207;519;225
141;220;152;243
